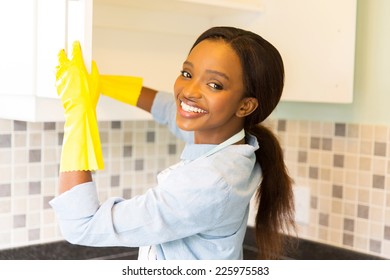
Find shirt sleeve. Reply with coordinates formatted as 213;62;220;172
151;91;194;143
49;166;229;248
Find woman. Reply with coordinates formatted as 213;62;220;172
51;26;295;260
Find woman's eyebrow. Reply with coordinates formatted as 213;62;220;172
206;69;230;81
183;61;230;81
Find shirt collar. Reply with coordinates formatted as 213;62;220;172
180;133;259;161
180;143;217;161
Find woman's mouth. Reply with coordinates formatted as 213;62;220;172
180;101;207;114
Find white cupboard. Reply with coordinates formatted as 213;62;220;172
0;0;357;122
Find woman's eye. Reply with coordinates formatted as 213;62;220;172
180;70;191;78
208;82;223;90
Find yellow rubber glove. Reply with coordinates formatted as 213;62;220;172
99;75;143;106
56;41;104;172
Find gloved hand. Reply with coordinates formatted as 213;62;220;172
99;74;143;106
56;41;104;172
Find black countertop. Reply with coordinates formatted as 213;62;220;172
0;241;139;260
0;227;385;260
243;227;385;260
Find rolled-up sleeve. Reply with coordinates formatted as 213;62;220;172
50;182;155;247
49;166;229;248
49;182;125;246
49;182;100;220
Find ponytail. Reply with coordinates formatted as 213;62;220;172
248;124;296;259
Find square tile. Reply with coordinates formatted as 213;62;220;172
28;228;40;241
0;119;12;131
343;218;354;232
335;123;346;137
13;214;26;228
331;200;342;214
28;181;41;195
123;145;132;157
310;137;320;149
122;189;132;199
28;122;42;131
320;168;331;181
277;119;286;132
0;150;11;165
146;131;155;143
360;125;374;140
374;142;387;156
0;134;11;148
357;205;369;219
298;151;307;163
134;159;144;171
374;125;388;142
359;157;371;171
110;175;120;187
332;185;343;199
333;154;344;168
347;124;359;138
310;196;318;209
29;133;42;147
319;213;329;226
309;167;319;179
29;149;41;163
369;239;381;253
358;189;370;204
360;140;373;155
14;121;27;131
111;121;121;129
43;196;55;209
44;122;56;130
385;226;390;240
168;144;177;155
321;138;332;151
0;184;11;197
373;174;385;189
343;233;354;246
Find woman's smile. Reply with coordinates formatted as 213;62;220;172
178;100;208;117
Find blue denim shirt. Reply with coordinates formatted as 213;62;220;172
50;92;261;260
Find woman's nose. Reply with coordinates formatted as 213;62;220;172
182;81;202;99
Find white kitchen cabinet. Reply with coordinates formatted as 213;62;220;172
93;0;357;105
257;0;357;104
0;0;356;122
0;0;69;122
0;0;152;122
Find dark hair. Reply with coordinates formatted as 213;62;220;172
191;26;296;259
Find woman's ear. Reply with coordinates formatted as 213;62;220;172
236;97;258;118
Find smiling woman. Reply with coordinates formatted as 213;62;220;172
174;39;255;144
50;26;295;260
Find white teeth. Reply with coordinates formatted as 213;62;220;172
181;101;206;113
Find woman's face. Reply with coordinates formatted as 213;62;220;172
174;39;251;144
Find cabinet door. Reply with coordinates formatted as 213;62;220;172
66;0;93;70
262;0;356;103
212;0;357;103
0;0;68;99
0;0;95;121
0;1;35;97
36;0;67;98
37;0;92;98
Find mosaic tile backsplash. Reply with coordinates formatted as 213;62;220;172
0;119;185;250
0;118;389;258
